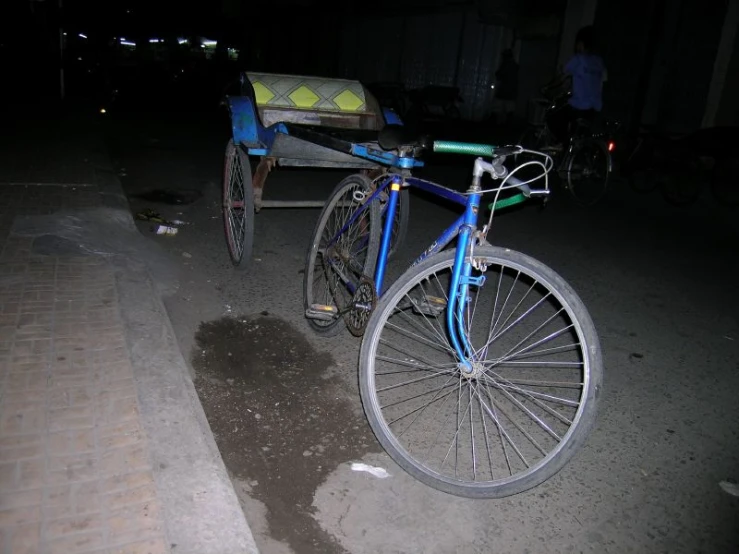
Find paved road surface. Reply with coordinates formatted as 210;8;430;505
105;109;739;554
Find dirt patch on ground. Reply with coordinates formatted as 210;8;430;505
192;315;377;554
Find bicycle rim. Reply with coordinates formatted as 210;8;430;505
359;247;602;498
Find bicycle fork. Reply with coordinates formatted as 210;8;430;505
447;193;483;374
375;173;485;375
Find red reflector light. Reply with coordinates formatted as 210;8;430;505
608;141;616;152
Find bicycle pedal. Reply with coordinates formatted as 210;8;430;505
411;295;447;317
305;304;338;321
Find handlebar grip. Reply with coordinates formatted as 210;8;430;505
433;141;495;157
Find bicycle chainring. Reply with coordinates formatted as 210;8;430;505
344;277;377;337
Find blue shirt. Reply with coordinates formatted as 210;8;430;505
565;54;606;111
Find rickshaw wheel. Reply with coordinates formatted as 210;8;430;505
223;139;255;269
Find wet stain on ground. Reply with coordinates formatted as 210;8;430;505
192;315;377;554
133;188;203;205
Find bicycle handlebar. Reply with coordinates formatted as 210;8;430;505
433;141;521;158
433;141;495;156
431;142;549;206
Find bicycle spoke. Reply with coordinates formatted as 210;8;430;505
385;312;453;356
374;356;457;374
388;376;460;437
494;313;572;363
478;381;532;469
499;342;581;360
442;380;475;477
481;376;562;441
486;378;580;409
376;365;458;394
477;388;496;481
479;290;553;357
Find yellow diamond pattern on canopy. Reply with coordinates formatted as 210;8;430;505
332;89;364;112
288;85;320;109
246;73;369;113
252;81;276;105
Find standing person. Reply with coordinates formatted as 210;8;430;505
492;49;519;125
545;26;607;146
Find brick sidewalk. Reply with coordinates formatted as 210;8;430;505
0;114;258;554
0;184;169;553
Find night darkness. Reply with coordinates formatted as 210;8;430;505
0;2;738;553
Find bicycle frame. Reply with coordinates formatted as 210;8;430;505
327;171;483;371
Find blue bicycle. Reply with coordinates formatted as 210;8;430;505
303;132;603;498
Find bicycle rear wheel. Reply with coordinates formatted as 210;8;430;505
303;174;381;336
624;138;660;194
566;140;610;206
660;155;705;206
359;246;602;498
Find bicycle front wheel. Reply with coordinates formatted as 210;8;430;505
566;140;611;206
303;173;381;336
359;246;602;498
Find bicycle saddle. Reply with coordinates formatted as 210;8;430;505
378;124;432;151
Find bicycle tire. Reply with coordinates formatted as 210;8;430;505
303;173;381;336
223;140;255;270
359;246;602;498
624;138;659;194
566;140;610;206
660;156;705;207
628;170;659;194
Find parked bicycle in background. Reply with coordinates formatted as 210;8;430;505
517;91;617;206
517;26;617;207
622;126;739;207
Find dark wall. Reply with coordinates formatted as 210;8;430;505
593;0;660;129
1;1;64;103
595;0;727;133
716;29;739;126
517;37;560;120
653;0;725;131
